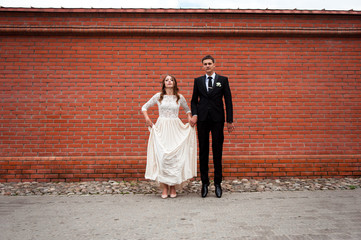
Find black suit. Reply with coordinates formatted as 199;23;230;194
191;74;233;185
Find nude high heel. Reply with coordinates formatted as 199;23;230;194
161;185;169;199
169;186;177;198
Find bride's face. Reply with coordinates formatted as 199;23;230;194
164;76;174;88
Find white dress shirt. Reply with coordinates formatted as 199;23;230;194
206;73;216;91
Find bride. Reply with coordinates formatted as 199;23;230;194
141;75;197;199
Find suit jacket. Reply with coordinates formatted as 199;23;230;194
191;74;233;123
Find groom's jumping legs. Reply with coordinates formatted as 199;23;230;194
197;121;210;185
211;121;224;185
197;120;224;198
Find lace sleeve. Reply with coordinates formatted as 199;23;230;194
179;94;191;114
141;93;160;112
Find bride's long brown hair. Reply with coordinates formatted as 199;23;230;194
159;75;180;103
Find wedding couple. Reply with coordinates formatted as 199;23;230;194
141;55;235;199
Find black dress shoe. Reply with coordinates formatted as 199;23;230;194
201;183;209;198
215;184;222;198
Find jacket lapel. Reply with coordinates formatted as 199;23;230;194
200;75;208;94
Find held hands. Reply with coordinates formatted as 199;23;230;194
189;115;234;132
187;115;192;124
189;115;198;127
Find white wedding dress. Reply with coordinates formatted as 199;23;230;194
142;93;197;186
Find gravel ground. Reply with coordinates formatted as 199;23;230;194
1;177;361;196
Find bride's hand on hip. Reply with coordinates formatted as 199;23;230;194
146;118;153;128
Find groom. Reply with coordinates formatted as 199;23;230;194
190;55;235;198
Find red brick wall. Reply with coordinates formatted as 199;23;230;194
1;8;361;182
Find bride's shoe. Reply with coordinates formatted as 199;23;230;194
169;186;177;198
161;186;169;199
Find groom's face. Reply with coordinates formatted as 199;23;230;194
202;59;215;75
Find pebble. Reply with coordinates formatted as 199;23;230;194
0;178;360;196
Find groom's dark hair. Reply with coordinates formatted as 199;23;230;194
202;55;215;63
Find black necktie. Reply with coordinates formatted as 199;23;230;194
208;76;212;91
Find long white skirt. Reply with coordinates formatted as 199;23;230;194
145;117;197;186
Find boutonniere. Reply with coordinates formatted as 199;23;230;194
216;82;221;87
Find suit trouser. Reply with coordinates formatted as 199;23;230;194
197;119;224;185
